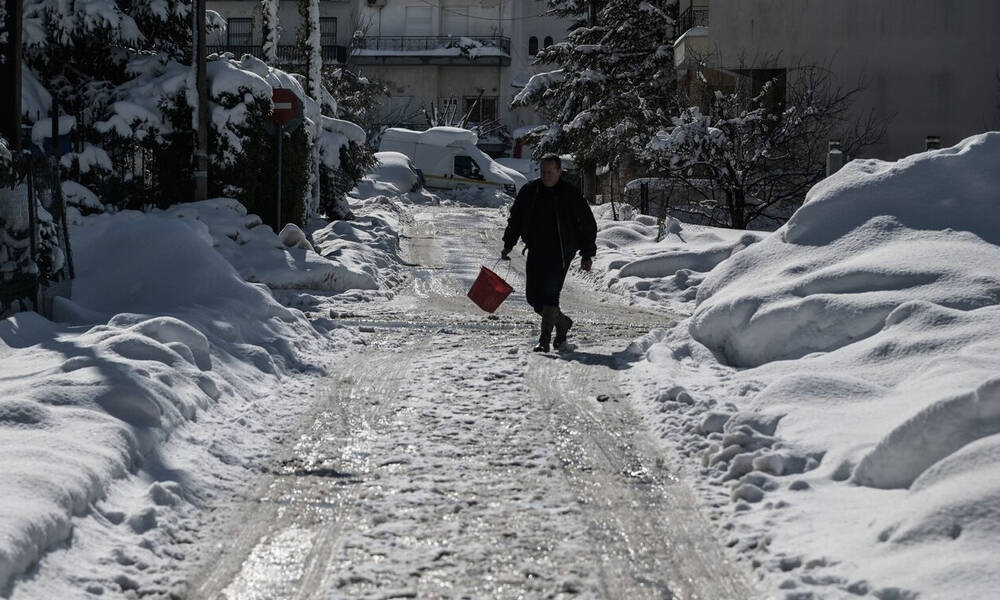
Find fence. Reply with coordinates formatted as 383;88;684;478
354;36;511;55
207;44;349;65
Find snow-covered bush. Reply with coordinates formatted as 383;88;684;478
646;65;883;229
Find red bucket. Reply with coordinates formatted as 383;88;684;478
468;265;514;313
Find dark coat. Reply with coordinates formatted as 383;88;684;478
503;178;598;268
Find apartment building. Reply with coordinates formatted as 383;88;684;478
205;0;573;156
674;0;1000;160
206;0;354;65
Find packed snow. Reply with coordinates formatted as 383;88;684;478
608;133;1000;599
3;126;999;599
0;165;410;596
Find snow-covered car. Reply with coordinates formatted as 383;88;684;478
378;127;527;195
371;151;425;193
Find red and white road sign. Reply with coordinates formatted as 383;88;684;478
270;88;301;125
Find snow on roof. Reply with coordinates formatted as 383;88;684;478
674;26;709;47
383;127;479;147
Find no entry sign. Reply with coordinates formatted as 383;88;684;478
270;88;301;125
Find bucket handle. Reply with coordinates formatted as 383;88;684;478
492;257;513;280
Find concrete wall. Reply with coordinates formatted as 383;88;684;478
208;0;355;48
367;64;505;126
708;0;1000;159
360;0;509;38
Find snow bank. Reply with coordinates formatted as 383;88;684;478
311;199;406;292
0;208;333;592
586;203;764;309
691;133;1000;368
629;133;1000;599
110;199;401;293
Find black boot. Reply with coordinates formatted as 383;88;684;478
534;306;558;352
553;311;573;350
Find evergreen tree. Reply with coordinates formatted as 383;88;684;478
261;0;279;64
512;0;677;180
323;67;389;135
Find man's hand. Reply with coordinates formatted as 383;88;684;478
501;245;513;260
580;257;593;272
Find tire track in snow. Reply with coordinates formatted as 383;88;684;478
188;205;758;599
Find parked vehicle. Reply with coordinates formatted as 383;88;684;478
378;127;527;195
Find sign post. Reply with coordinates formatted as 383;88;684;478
268;88;303;229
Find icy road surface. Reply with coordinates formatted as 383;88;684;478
191;206;757;599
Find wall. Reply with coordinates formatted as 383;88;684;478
708;0;1000;159
207;0;355;48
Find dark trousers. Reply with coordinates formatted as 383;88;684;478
525;252;570;315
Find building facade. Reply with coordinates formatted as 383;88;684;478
207;0;354;65
674;0;1000;160
205;0;574;155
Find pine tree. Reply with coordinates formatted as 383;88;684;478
512;0;677;180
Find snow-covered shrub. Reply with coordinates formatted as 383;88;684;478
317;118;372;220
646;64;883;229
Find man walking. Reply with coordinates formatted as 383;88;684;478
502;154;597;352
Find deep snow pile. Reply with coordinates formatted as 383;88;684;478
625;133;1000;599
67;198;406;294
0;209;352;596
586;203;764;310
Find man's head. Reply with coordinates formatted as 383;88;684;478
539;153;562;188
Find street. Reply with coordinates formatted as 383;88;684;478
189;205;757;599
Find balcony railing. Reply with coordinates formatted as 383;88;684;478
354;35;510;56
677;6;709;34
207;44;348;65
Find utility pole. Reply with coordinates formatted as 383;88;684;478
1;0;22;151
193;0;208;200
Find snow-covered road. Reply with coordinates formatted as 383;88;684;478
188;206;757;599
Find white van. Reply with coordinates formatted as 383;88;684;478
378;127;527;195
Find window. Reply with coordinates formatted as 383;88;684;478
528;36;538;56
227;18;252;46
320;18;337;46
543;36;553;48
463;96;497;124
454;155;482;179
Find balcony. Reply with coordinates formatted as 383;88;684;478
351;36;511;66
677;5;709;35
674;5;710;70
207;44;349;66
